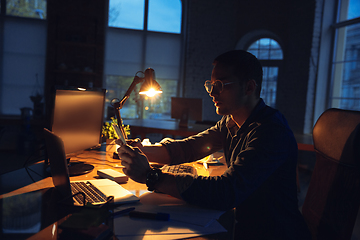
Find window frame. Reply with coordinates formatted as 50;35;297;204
244;37;284;108
104;0;185;120
0;1;47;116
312;0;360;133
329;0;360;110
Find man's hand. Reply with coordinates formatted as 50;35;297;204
116;137;172;166
116;138;143;148
117;144;150;184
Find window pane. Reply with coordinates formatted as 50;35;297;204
270;39;281;49
269;39;283;59
259;38;270;49
247;38;283;60
148;0;181;34
247;38;282;108
331;23;360;111
270;49;283;59
145;33;181;79
248;42;258;49
347;0;360;20
109;0;145;30
261;67;278;108
105;75;140;119
105;0;183;120
105;29;143;76
6;0;46;19
2;19;46;115
259;49;269;59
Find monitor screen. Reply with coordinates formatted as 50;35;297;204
50;88;105;156
171;97;202;127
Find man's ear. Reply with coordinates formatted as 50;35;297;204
245;79;257;95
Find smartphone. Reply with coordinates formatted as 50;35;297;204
112;123;127;145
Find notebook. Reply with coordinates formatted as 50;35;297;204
43;128;139;206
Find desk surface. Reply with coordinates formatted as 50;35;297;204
0;148;228;240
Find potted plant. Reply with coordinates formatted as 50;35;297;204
102;117;130;154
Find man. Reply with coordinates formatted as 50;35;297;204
118;50;311;239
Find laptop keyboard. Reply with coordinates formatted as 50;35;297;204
70;181;107;205
161;164;197;175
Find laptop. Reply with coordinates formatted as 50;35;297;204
43;128;139;206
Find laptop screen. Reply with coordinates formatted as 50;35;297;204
50;88;105;156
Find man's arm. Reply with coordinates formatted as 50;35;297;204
141;144;172;165
122;139;172;164
118;121;224;199
117;144;183;199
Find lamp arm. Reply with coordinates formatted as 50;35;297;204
119;76;143;107
113;75;144;140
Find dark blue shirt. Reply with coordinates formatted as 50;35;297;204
162;99;311;239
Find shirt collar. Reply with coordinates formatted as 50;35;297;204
225;98;266;135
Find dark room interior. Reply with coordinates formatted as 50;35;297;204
0;0;359;239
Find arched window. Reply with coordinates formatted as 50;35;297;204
247;38;283;108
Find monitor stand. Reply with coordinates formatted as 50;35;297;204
45;160;94;177
67;161;94;176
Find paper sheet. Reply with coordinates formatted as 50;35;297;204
115;204;223;227
114;215;226;239
113;192;227;239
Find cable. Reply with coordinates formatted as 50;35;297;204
25;167;37;183
22;144;46;168
26;166;46;179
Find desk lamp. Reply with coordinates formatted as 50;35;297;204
111;68;162;141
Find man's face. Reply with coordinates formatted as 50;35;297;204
209;63;247;116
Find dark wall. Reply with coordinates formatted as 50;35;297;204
183;0;316;134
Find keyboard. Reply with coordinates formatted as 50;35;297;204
161;164;197;175
70;181;108;205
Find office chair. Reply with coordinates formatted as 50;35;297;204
302;108;360;240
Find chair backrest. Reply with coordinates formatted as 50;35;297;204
302;108;360;240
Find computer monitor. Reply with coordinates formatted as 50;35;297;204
171;97;202;128
49;87;105;176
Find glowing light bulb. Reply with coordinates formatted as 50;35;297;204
140;88;162;97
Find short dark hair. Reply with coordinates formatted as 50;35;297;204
213;50;263;97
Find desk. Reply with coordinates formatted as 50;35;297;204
0;148;229;240
295;133;314;152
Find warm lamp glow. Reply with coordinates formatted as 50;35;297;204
139;88;163;97
138;68;162;97
111;68;162;138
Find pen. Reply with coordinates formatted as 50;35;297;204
129;210;170;221
112;207;135;218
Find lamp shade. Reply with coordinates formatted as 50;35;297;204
139;68;162;97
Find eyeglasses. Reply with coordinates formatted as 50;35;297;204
204;80;235;93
